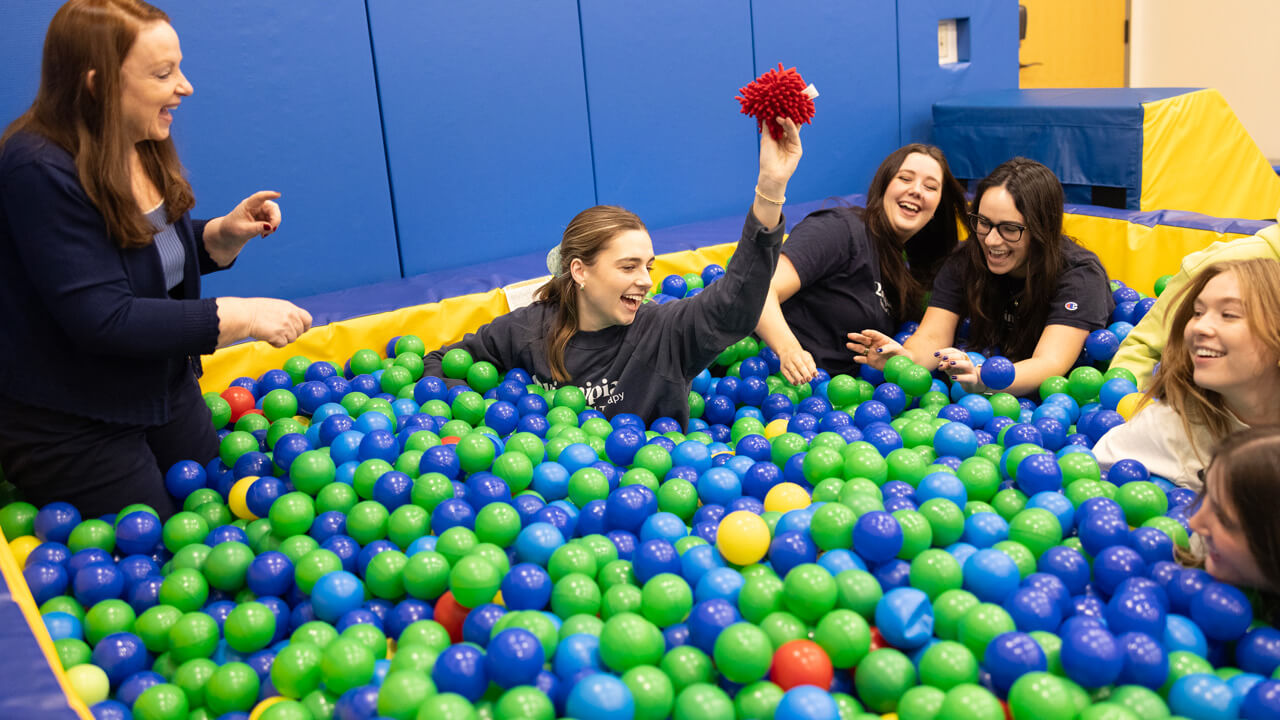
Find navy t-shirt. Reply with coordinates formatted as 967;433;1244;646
780;208;894;376
929;240;1114;356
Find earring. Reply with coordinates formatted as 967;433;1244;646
578;282;585;290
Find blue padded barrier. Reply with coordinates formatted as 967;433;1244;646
579;0;758;230
169;1;399;299
896;0;1020;143
367;0;597;278
750;0;902;204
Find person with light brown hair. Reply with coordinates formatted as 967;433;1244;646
1092;258;1280;490
0;0;311;518
424;118;805;426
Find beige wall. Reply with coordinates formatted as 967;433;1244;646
1130;0;1280;161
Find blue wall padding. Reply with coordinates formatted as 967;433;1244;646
933;88;1197;210
579;0;758;230
367;1;597;277
896;0;1020;143
0;572;79;720
169;1;399;299
750;0;902;202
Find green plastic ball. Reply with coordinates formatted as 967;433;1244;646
712;622;773;683
205;662;260;716
933;589;981;641
813;608;871;669
673;682;734;720
83;599;136;644
1008;672;1075;720
957;602;1016;659
640;573;693;627
162;512;210;553
834;569;882;620
780;563;837;622
918;639;980;690
268;492;316;538
661;646;715;693
621;665;675;720
938;684;1005;720
854;648;917;712
159;568;210;613
599;612;665;672
132;682;189;720
168;612;220;662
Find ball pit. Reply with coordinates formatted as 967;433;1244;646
1;273;1271;720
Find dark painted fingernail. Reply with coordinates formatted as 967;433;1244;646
949;361;956;366
876;348;883;353
933;352;939;357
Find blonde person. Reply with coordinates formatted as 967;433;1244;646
1109;213;1280;389
1092;259;1280;491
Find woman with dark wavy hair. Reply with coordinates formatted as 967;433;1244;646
755;143;967;383
849;157;1113;397
0;0;311;518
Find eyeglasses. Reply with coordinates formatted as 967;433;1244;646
968;213;1027;244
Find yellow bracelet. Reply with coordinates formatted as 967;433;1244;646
755;186;785;206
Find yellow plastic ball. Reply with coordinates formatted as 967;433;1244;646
66;663;110;705
716;511;771;565
764;418;789;440
764;482;811;514
8;534;41;568
229;476;260;520
1115;392;1146;422
249;696;290;720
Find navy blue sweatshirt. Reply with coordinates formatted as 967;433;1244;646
424;209;784;426
0;131;224;425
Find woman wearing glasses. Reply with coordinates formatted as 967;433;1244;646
848;157;1113;396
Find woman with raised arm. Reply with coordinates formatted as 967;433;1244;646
424;118;804;426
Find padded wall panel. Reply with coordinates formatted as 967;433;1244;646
751;0;901;203
897;0;1019;143
369;0;596;277
169;2;399;299
0;3;50;126
580;1;758;230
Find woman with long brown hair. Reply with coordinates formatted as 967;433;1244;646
848;157;1113;397
1092;258;1280;490
424;118;804;426
0;0;311;518
754;143;967;384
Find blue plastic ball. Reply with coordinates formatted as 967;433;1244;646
979;356;1016;391
565;672;634;719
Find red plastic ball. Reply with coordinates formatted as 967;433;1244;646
433;591;470;643
770;639;833;691
441;437;461;446
220;387;255;422
868;627;889;652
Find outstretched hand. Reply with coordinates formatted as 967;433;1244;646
846;329;906;371
223;191;283;243
758;116;802;190
935;347;988;393
778;347;818;386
